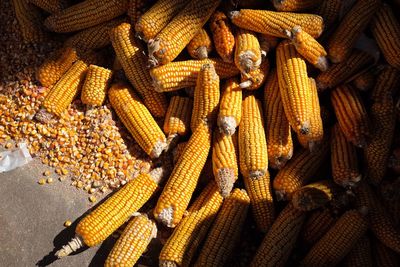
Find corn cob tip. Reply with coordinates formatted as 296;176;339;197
55;236;84;258
300;121;311;135
159;260;178;267
316;56;329;72
34;108;54;124
201;63;218;78
249;169;267;180
150;140;168;158
156;206;175;228
196;46;209;60
228;11;239;20
239;79;253;89
217;116;237;136
216;168;236;197
275;190;287;201
165;133;180;152
316;80;328;91
147;38;161;67
148;166;166;185
340;174;362;188
238;51;261;74
358;206;368;216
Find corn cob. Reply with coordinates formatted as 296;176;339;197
243;171;275;233
147;0;220;66
29;0;68;13
187;28;212;60
370;66;400;100
315;0;342;29
127;0;148;25
373;239;400;267
263;70;293;170
159;181;223;267
150;58;239;92
327;0;381;63
272;0;323;12
104;214;157;267
229;9;324;38
55;168;164;257
44;0;129;33
13;0;47;43
352;68;377;91
80;65;113;107
240;58;269;90
217;78;242;136
273;137;329;201
301;209;337;248
276;40;312;135
343;235;373;267
191;63;220;131
234;28;262;74
330;84;370;147
316;50;374;91
212;130;238;197
371;4;400;69
36;47;78;88
286;26;328;71
195;188;250;267
301;208;368;267
389;147;400;175
134;0;188;42
239;95;268;179
251;203;306;267
110;22;168;118
154;122;211;227
209;11;235;62
172;141;187;165
108;83;167;158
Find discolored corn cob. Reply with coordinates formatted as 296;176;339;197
13;0;47;43
80;65;113;107
301;209;368;267
147;0;220;66
110;22;168;118
343;235;373;267
187;28;212;59
55;168;164;257
150;58;239;92
191;63;220;131
134;0;188;42
251;203;305;267
127;0;148;25
276;40;312;135
331;124;361;187
371;4;400;69
195;189;250;267
44;0;129;33
352;68;377;91
172;141;187;165
212;130;238;197
286;26;328;71
316;50;374;91
315;0;342;29
240;58;269;90
209;11;235;62
370;66;400;100
159;181;223;267
259;34;279;56
327;0;381;63
373;239;400;267
330;85;370;147
104;214;157;267
234;28;262;74
301;209;337;248
229;9;324;38
36;47;78;88
29;0;68;13
263;70;293;170
217;78;242;136
154;122;211;227
273;0;323;12
108;83;167;158
239;95;268;179
243;171;275;233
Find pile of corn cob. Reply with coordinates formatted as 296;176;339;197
9;0;400;265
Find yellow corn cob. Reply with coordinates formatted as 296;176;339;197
234;28;262;74
239;95;268;179
110;22;168;118
243;171;275;233
134;0;188;42
80;65;113;107
159;181;223;267
36;47;78;88
327;0;381;63
301;209;337;248
217;78;242;136
44;0;129;33
331;84;370;147
55;168;163;257
29;0;68;13
147;0;220;66
301;209;368;267
209;11;235;62
229;9;324;38
316;50;374;91
251;203;306;267
373;239;400;267
315;0;342;29
259;34;279;56
212;130;238;197
343;235;373;267
273;0;323;12
127;0;148;25
13;0;47;43
194;188;250;267
104;214;157;267
154;122;211;227
370;66;400;100
273;137;329;201
263;70;293;170
276;40;312;135
286;26;328;71
187;28;212;60
150;58;239;92
240;58;270;90
352;68;377;91
191;63;220;131
108;83;167;158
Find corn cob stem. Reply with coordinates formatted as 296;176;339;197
217;78;242;136
209;11;235;62
187;28;212;60
240;58;269;90
234;28;262;74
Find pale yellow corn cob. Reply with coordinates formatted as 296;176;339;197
187;28;213;59
235;28;262;74
81;65;113;107
240;58;270;90
29;0;68;13
273;0;323;12
209;11;235;62
13;0;47;43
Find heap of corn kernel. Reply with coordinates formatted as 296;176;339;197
3;0;400;266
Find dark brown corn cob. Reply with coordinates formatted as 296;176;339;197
373;239;400;267
301;208;337;248
343;235;373;267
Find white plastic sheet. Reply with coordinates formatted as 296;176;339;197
0;143;32;173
